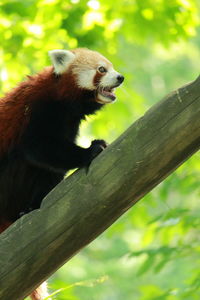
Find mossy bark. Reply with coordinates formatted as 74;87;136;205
0;77;200;300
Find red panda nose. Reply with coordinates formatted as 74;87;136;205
117;75;124;83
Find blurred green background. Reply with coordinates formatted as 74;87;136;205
0;0;200;299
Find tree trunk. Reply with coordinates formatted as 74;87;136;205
0;76;200;300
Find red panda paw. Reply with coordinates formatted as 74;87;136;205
89;139;108;159
91;139;108;149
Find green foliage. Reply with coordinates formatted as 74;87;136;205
0;0;200;299
43;276;109;300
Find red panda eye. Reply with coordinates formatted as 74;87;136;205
98;66;107;73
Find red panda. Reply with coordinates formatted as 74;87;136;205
0;48;124;299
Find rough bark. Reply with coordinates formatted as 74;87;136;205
0;76;200;300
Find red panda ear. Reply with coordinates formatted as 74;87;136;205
48;50;75;74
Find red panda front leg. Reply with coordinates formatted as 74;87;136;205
22;138;107;174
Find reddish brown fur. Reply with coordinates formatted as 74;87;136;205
0;220;12;233
30;282;50;300
30;290;42;300
0;67;52;156
93;72;104;87
0;66;88;157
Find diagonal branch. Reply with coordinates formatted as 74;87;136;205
0;76;200;299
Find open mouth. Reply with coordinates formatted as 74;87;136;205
96;86;117;104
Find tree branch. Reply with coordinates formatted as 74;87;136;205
0;77;200;299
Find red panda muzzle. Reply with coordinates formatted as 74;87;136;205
98;86;116;101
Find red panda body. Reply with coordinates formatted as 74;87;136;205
0;48;124;299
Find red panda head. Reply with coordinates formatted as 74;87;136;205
49;48;124;104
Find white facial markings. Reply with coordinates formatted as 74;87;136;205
75;69;96;90
100;67;120;87
72;63;120;103
49;50;75;74
97;61;108;70
72;60;113;90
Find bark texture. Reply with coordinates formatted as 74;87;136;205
0;77;200;300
